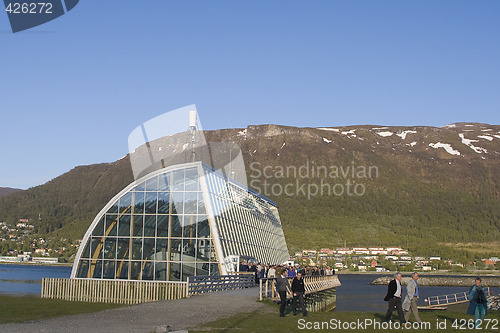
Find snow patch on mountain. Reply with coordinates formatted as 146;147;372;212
459;133;488;154
429;142;461;156
377;131;394;137
396;130;417;140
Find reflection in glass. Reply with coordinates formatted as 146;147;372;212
104;238;117;259
119;192;133;214
117;238;130;260
132;215;143;237
158;172;170;191
144;215;156;237
172;170;185;191
105;214;118;237
77;260;89;278
134;192;145;214
155;261;167;281
155;239;168;261
130;261;141;280
157;192;170;214
156;215;169;238
171;215;182;237
118;215;131;237
131;238;142;260
142;261;154;280
143;238;156;260
116;261;129;279
92;217;105;237
144;192;157;214
170;239;182;261
103;260;116;279
169;262;181;281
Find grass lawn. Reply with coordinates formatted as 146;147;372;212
190;301;500;333
0;295;124;324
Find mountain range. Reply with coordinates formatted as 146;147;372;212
1;122;499;260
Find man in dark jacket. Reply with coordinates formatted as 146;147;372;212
467;277;488;328
292;272;307;316
384;272;406;323
276;269;289;317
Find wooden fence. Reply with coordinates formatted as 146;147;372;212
41;278;188;304
259;275;341;301
188;273;255;294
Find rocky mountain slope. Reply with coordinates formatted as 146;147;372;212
1;123;499;259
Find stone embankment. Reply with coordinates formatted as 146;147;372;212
370;276;500;287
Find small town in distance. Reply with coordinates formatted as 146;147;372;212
1;216;499;274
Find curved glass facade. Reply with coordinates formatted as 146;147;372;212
71;162;289;281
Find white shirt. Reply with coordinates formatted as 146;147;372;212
394;279;402;298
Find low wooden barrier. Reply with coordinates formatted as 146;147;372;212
41;278;188;304
188;273;255;294
259;275;341;301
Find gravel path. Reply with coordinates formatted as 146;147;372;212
0;287;272;333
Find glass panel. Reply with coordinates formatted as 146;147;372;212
171;192;184;214
185;168;199;191
183;217;196;238
170;239;182;261
91;237;103;259
130;261;141;280
92;217;105;237
119;192;133;214
103;238;117;259
209;263;220;275
90;260;102;278
143;238;156;260
118;215;131;237
197;238;213;262
157;192;170;214
116;261;129;279
144;215;156;237
156;215;169;238
77;260;89;278
134;192;145;214
142;261;154;280
155;239;168;261
196;262;210;276
169;262;181;281
172;170;185;191
184;192;197;214
131;238;143;260
132;215;143;237
144;192;157;214
171;215;182;237
108;200;119;214
155;261;167;281
134;181;146;191
197;192;206;214
182;239;196;262
158;172;170;191
145;176;158;191
182;262;195;281
105;214;118;237
81;241;91;259
197;217;210;238
103;260;116;279
116;238;130;260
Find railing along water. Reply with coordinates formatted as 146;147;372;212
259;275;341;301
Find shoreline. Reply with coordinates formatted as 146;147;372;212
336;270;500;276
0;262;73;267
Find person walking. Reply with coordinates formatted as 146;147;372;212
403;272;422;324
467;277;488;329
291;272;307;317
384;272;406;324
276;270;289;317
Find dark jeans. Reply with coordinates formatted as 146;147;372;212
385;297;406;323
279;291;287;315
293;292;307;315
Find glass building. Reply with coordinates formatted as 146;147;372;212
71;161;289;282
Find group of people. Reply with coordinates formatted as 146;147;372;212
384;272;489;328
239;262;335;284
276;269;308;317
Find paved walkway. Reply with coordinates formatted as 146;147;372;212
0;287;273;333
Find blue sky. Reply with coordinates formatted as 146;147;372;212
1;1;499;189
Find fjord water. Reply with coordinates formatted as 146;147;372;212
1;265;498;312
0;264;71;296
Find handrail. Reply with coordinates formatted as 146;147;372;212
259;275;341;301
425;287;492;307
